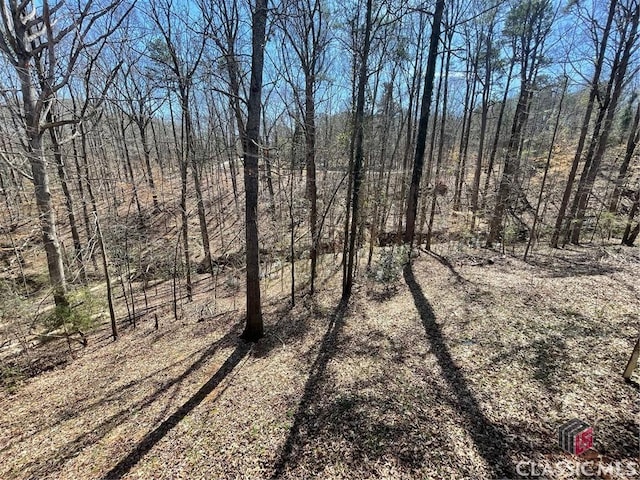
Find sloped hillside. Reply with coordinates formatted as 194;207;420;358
0;244;638;479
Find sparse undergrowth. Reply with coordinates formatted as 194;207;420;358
0;243;638;479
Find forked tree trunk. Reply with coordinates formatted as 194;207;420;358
487;0;552;246
487;86;531;246
79;124;117;340
18;63;67;306
180;91;214;275
524;77;567;260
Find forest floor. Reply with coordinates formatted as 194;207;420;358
0;242;639;479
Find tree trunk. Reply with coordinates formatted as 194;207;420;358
48;111;86;284
623;335;640;380
487;86;532;246
551;0;618;247
524;77;567;260
80;124;117;340
609;101;640;213
262;126;276;216
454;43;478;211
471;24;495;225
241;0;268;341
119;118;143;220
396;21;425;240
169;99;193;301
568;3;640;244
305;74;319;294
343;0;374;297
622;189;639;246
404;0;445;245
18;63;67;306
481;58;515;210
426;27;453;251
138;122;160;211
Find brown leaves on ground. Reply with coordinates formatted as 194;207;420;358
0;244;638;479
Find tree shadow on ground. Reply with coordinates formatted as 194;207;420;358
251;298;324;360
20;320;244;444
103;340;253;479
13;323;243;479
403;264;516;478
524;250;620;278
624;378;640;391
366;283;401;302
485;306;627;395
271;295;350;478
596;418;640;459
422;249;469;284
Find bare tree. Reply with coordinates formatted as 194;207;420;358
551;0;619;247
486;0;553;247
0;0;132;306
279;0;329;294
470;2;501;225
565;0;640;244
343;0;374;297
609;99;640;214
112;49;166;212
404;0;445;246
241;0;268;341
148;0;213;292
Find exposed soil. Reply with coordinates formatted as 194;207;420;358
0;243;638;479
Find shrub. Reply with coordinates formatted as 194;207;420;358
0;363;23;392
369;246;409;285
42;288;105;343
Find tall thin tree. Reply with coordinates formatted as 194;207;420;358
404;0;445;246
242;0;268;340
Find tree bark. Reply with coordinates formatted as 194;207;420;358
524;77;567;260
609;101;640;213
621;191;639;246
241;0;268;341
568;3;640;244
471;21;495;224
343;0;375;297
138;121;160;211
487;0;552;246
454;40;478;211
551;0;618;247
426;25;453;251
481;58;515;210
18;61;67;306
404;0;445;245
47;110;86;284
487;87;530;246
305;74;319;294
